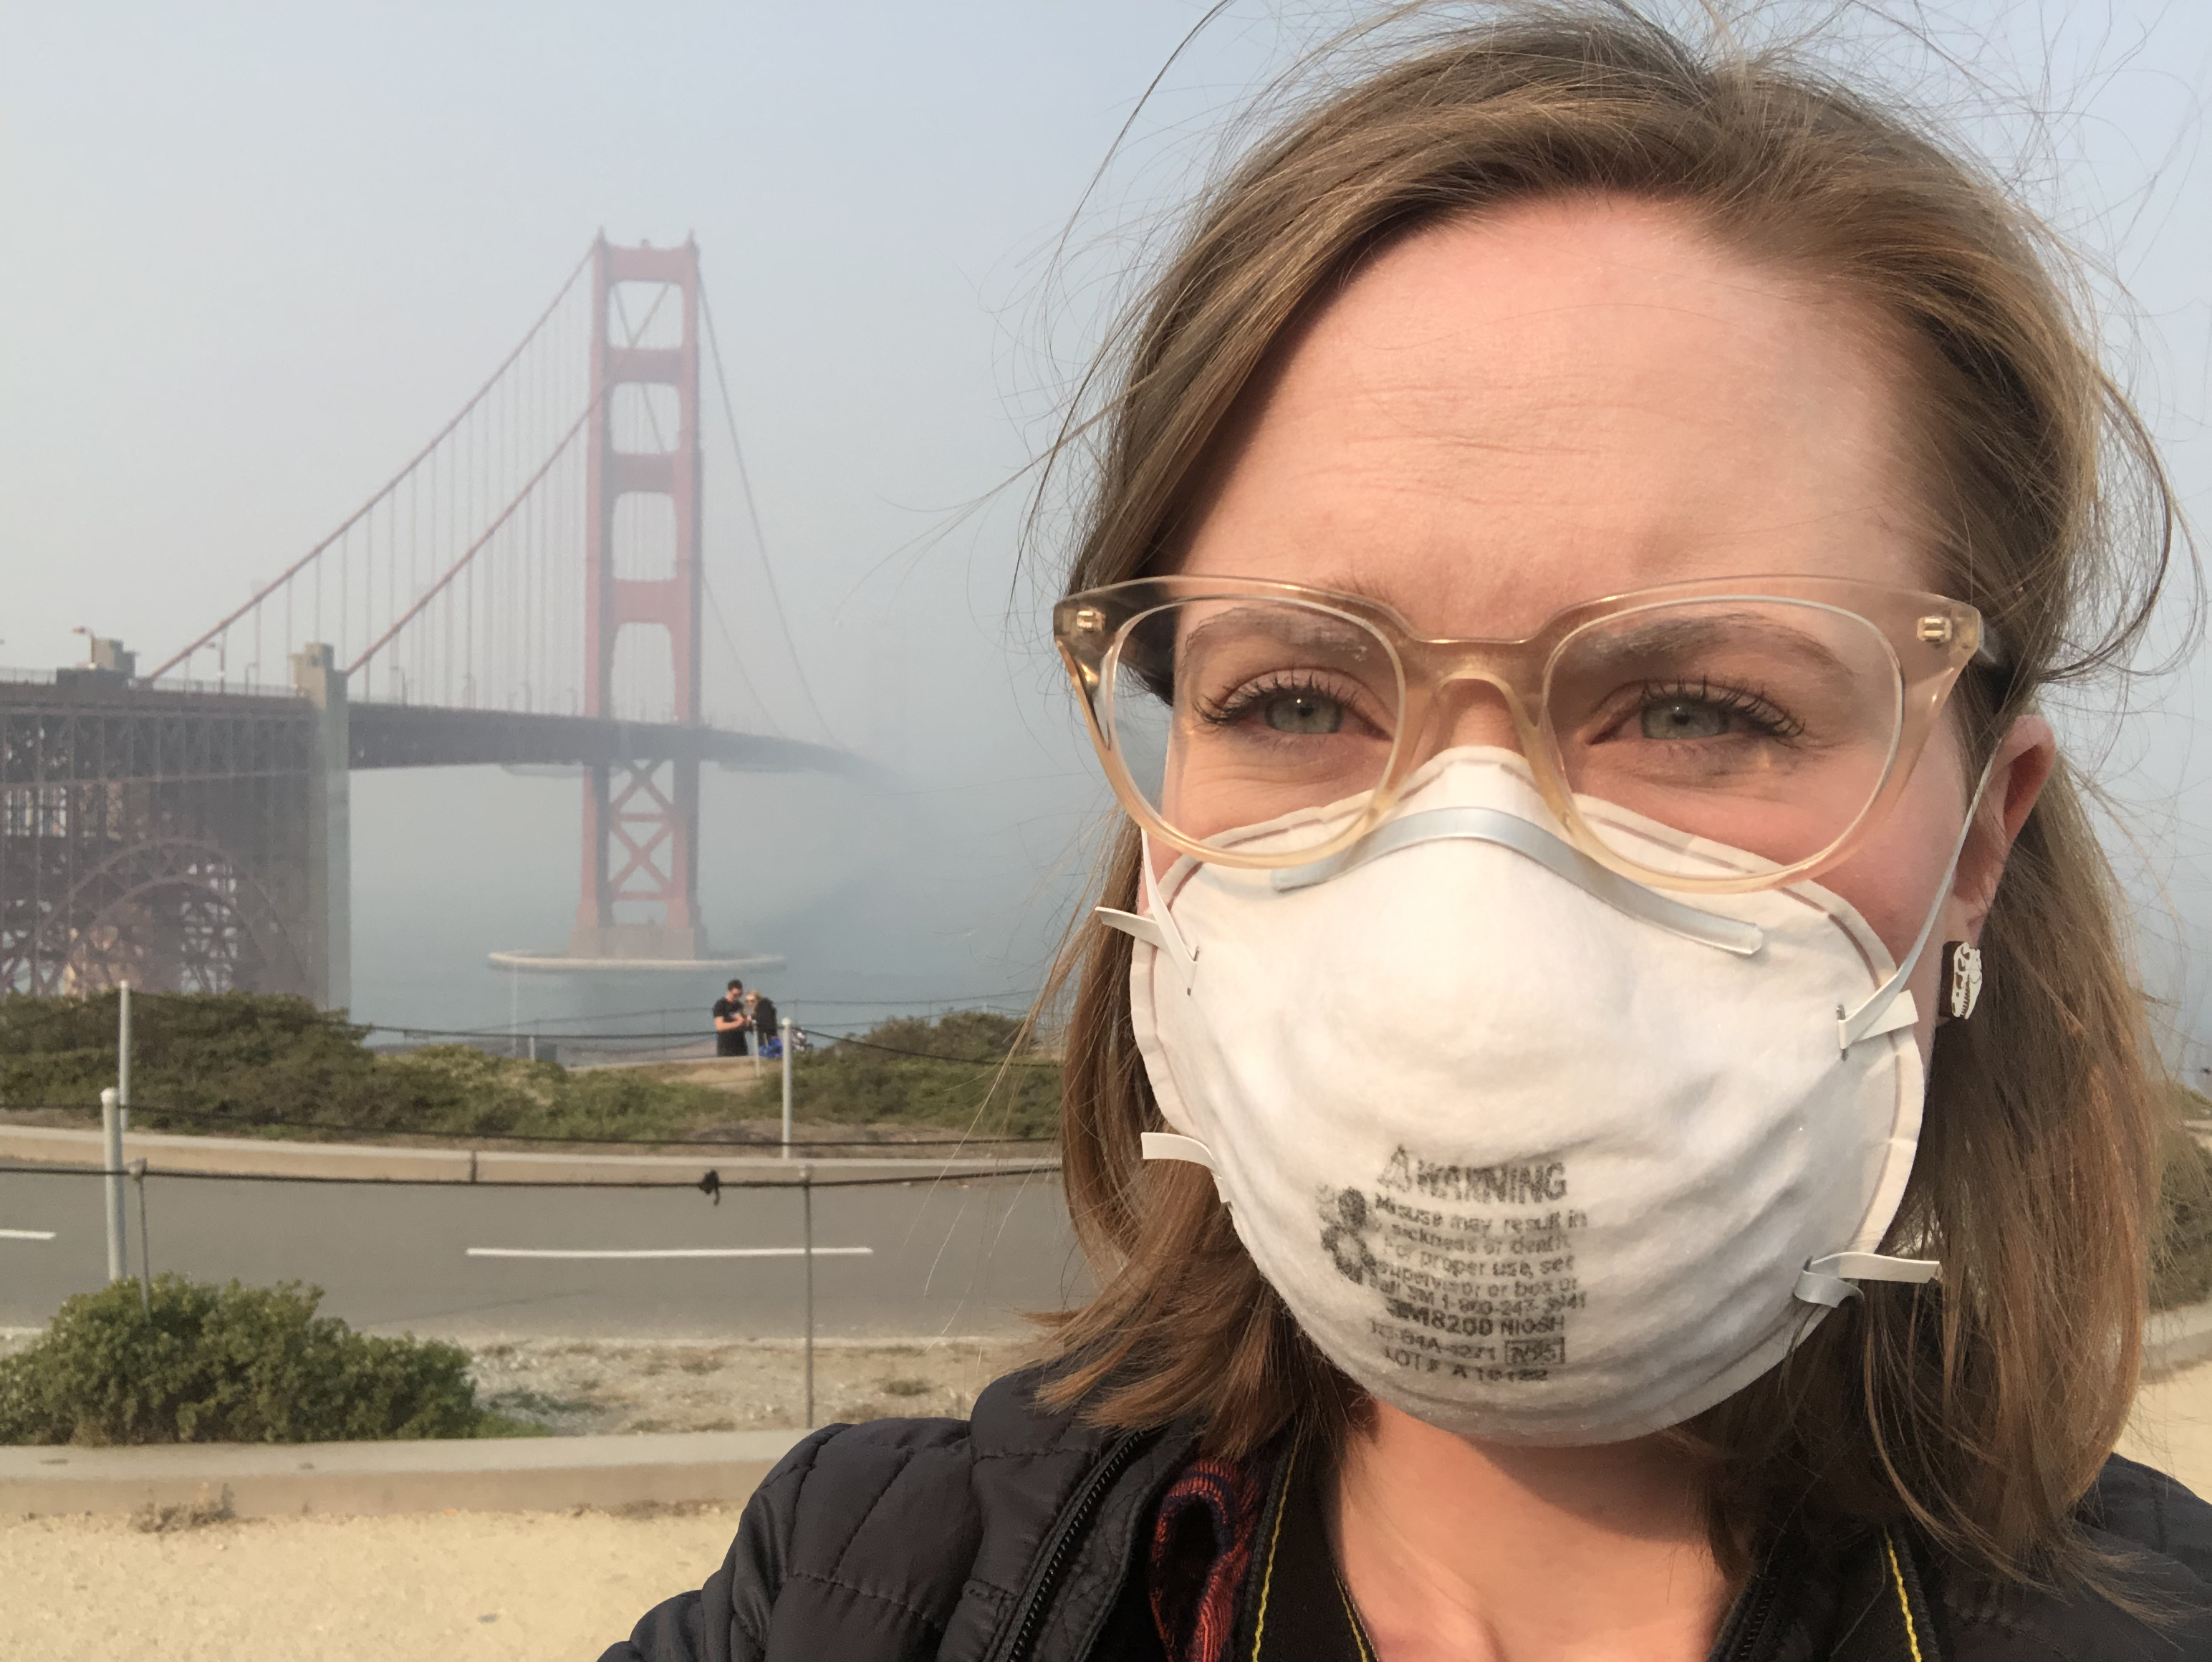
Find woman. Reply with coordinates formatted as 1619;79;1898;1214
605;9;2209;1659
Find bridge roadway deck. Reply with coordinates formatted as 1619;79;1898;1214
0;1161;1084;1341
345;701;870;776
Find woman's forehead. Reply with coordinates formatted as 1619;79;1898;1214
1177;200;1932;638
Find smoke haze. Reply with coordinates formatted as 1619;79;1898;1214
4;2;2206;1062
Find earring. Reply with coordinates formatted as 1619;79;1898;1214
1940;941;1983;1021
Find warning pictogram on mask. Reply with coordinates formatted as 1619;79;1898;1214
1319;1145;1587;1384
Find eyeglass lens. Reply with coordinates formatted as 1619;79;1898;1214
1103;595;1905;871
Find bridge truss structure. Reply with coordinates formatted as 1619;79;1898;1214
0;671;317;998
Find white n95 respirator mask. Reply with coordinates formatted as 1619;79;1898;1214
1098;747;1963;1446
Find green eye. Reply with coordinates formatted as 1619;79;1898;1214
1264;693;1344;734
1640;699;1729;740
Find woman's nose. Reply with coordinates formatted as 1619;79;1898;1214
1425;679;1529;756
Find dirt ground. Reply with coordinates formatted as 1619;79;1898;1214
6;1356;2211;1660
470;1334;1032;1433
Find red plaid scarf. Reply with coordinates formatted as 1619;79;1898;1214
1148;1453;1272;1662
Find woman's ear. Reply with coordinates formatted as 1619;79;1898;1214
1956;714;2057;937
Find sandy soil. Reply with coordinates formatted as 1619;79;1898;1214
7;1355;2209;1659
2116;1355;2212;1494
0;1502;746;1661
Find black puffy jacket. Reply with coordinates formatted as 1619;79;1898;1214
600;1370;2212;1661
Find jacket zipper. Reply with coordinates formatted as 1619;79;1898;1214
996;1428;1148;1662
1722;1564;1784;1662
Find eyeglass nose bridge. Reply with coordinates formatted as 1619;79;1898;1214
1398;640;1554;768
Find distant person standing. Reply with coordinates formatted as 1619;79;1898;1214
748;988;781;1059
710;979;750;1057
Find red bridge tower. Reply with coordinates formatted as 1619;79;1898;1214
569;236;707;961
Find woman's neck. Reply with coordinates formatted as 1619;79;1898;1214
1332;1403;1733;1662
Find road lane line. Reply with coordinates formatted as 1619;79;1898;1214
466;1246;872;1259
0;1229;56;1241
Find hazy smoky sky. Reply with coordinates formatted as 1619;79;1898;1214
3;4;2208;1061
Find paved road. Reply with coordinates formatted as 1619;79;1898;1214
0;1166;1087;1340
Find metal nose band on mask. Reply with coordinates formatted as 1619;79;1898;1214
1268;805;1766;957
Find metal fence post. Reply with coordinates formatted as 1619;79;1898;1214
802;1163;816;1429
100;1087;126;1283
132;1161;151;1315
780;1018;794;1159
117;982;132;1133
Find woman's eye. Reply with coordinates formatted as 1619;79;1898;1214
1263;691;1344;734
1639;698;1731;741
1617;681;1802;745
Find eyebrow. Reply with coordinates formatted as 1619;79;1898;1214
1560;610;1857;686
1170;603;1393;662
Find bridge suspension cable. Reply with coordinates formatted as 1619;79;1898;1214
146;246;595;690
147;240;830;746
699;276;837;746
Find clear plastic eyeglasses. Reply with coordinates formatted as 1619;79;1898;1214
1053;574;1991;895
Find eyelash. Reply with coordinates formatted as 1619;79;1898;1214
1194;671;1362;728
1634;678;1805;740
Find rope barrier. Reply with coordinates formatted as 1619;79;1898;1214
794;1030;1064;1067
0;1161;1062;1193
359;1023;1057;1062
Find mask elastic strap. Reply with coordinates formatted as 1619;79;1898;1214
1835;754;2001;1052
1140;1130;1219;1176
1794;1251;1941;1307
1095;832;1199;989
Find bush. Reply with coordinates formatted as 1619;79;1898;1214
2156;1116;2212;1312
0;991;1061;1143
0;1275;497;1445
0;990;732;1143
789;1012;1062;1140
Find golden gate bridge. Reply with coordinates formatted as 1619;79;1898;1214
0;236;865;1004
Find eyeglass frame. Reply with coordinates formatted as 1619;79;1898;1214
1053;572;1992;895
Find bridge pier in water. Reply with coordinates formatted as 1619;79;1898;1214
291;645;351;1011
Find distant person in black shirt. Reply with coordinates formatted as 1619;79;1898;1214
711;979;750;1057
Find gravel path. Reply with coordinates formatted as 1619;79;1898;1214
471;1334;1031;1433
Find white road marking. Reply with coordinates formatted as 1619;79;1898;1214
0;1229;57;1241
466;1246;872;1260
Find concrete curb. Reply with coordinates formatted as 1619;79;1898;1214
0;1428;809;1519
0;1123;1058;1185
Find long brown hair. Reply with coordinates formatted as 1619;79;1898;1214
1030;2;2178;1590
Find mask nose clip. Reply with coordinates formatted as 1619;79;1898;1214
1273;805;1764;957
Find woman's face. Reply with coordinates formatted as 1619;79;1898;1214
1173;196;2051;1055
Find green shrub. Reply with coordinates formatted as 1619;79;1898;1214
2155;1119;2212;1312
0;991;730;1143
0;1276;491;1445
790;1011;1061;1140
0;991;1059;1143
